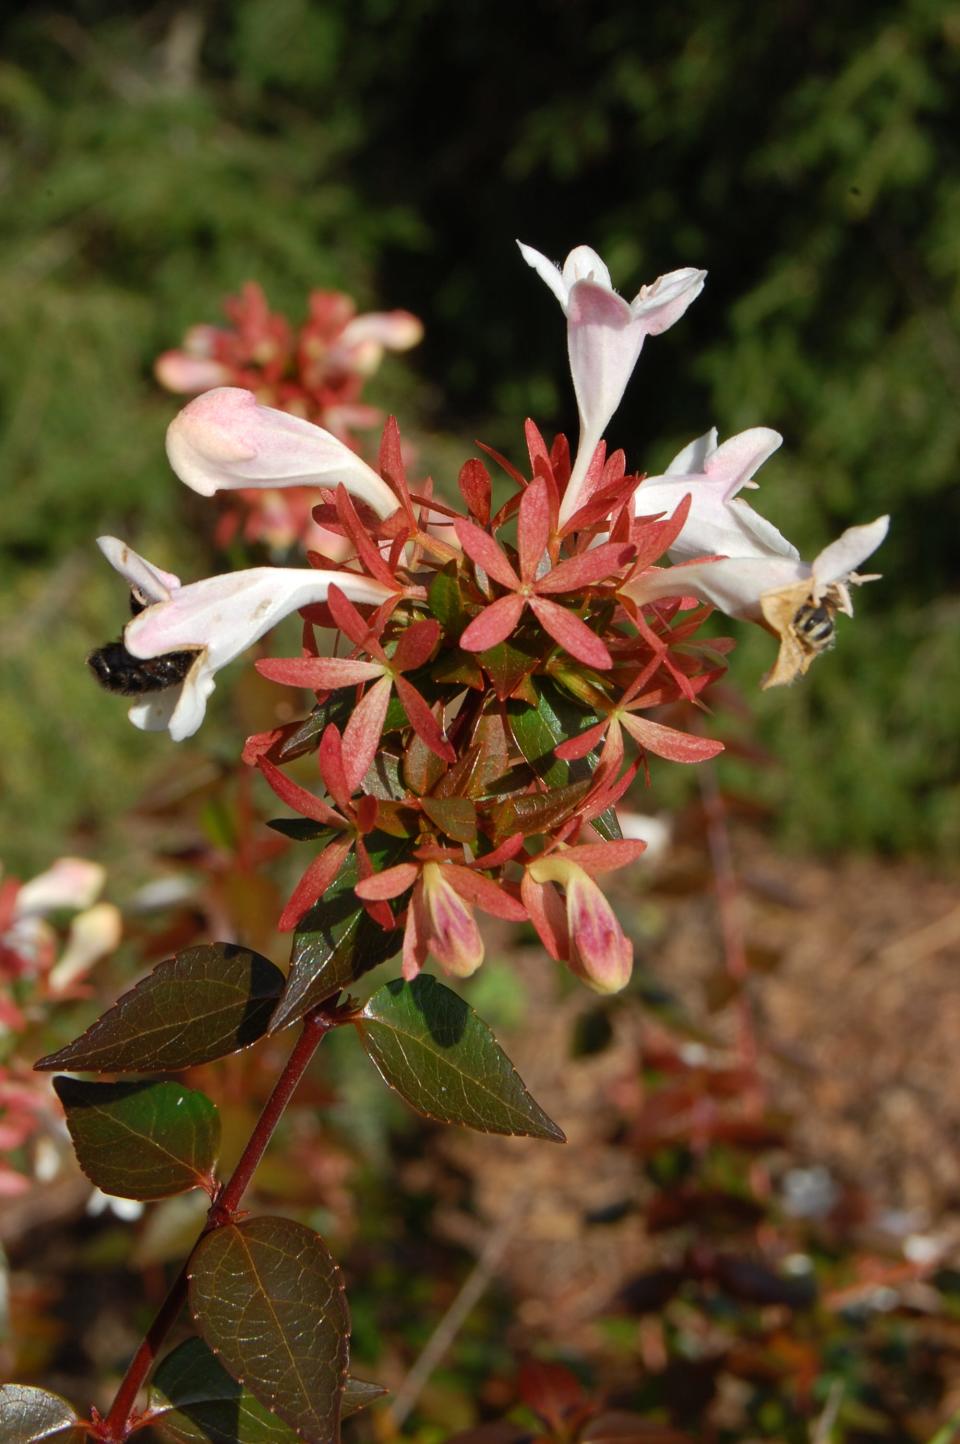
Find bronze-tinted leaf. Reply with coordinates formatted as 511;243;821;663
0;1385;84;1444
150;1338;384;1444
54;1077;219;1200
478;636;541;700
35;945;284;1073
420;796;478;843
356;976;565;1141
188;1217;350;1444
488;778;591;841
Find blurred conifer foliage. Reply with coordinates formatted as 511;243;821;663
1;0;958;857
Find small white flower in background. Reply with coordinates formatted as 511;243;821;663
330;309;424;377
86;1188;144;1222
165;386;400;518
2;857;121;997
518;242;706;524
13;858;105;917
97;536;396;742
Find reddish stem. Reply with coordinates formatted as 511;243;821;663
97;1006;334;1443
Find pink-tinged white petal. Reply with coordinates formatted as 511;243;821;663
665;428;718;475
812;516;889;589
97;537;180;602
154;351;232;394
339;309;424;357
122;562;393;741
126;688;184;736
637;428;792;564
563;245;614;292
517;241;575;307
14;859;105;918
422;863;484;978
166;387;398;518
566;281;642;459
47;902;122;994
625;556;810;621
630;266;707;333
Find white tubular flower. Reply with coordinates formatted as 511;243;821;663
97;536;395;741
47;902;123;995
13;858;106;917
625;516;890;687
333;309;425;377
518;242;706;525
165;387;400;519
637;427;795;563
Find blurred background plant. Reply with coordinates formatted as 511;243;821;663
2;2;960;1440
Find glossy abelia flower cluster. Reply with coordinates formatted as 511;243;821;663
96;242;888;993
155;281;423;552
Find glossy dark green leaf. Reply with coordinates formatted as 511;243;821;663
54;1077;219;1200
0;1385;84;1444
150;1338;384;1444
271;833;407;1032
356;976;565;1141
275;695;356;763
266;818;333;842
427;568;467;633
35;945;284;1073
188;1217;349;1444
508;680;621;842
362;750;406;800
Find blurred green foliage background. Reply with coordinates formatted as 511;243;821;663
1;0;958;871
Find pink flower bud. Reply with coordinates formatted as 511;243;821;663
528;857;632;994
422;863;484;978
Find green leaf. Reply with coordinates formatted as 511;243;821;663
508;680;621;842
427;568;467;633
150;1338;385;1444
266;818;333;842
188;1217;350;1444
0;1385;84;1444
270;832;407;1032
54;1077;219;1200
35;945;284;1073
356;976;565;1141
275;695;356;763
